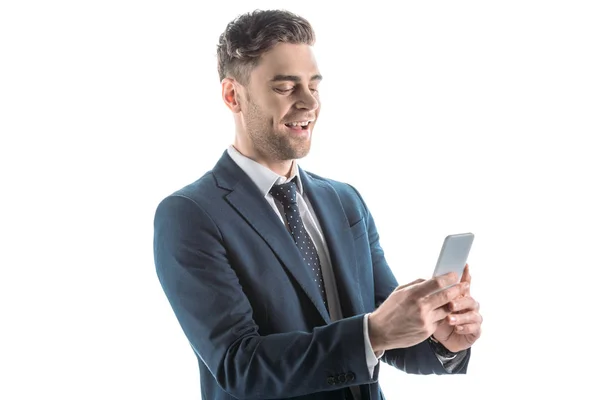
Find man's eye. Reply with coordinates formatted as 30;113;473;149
275;87;318;94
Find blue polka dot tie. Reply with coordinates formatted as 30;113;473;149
269;180;329;311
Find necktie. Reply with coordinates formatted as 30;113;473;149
269;180;329;311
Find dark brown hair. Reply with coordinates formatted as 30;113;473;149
216;9;316;84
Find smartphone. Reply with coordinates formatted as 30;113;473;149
432;233;474;284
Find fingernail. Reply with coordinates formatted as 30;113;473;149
457;325;464;331
449;316;457;323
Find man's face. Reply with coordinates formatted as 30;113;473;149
238;43;321;162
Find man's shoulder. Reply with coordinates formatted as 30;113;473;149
157;169;222;212
173;171;217;198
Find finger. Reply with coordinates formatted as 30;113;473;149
425;282;465;310
454;323;482;337
460;264;471;295
414;272;459;297
461;264;471;283
447;310;483;327
431;302;453;323
393;278;426;292
449;296;479;313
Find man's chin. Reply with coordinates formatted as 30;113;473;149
291;142;311;160
277;144;311;161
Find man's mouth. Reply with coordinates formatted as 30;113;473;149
284;120;312;131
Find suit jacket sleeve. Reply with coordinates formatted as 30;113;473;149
349;185;470;375
154;195;377;399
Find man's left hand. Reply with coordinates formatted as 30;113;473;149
432;264;482;353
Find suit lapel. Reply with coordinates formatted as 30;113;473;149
300;169;365;317
213;152;331;323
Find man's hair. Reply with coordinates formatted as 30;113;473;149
216;9;315;84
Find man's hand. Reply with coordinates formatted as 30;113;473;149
432;264;482;352
368;272;468;353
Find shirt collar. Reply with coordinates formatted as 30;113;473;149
227;145;304;197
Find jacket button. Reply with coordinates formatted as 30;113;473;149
327;376;336;385
338;374;347;383
345;372;355;382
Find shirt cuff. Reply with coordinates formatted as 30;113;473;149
436;350;468;372
428;337;468;373
363;313;384;379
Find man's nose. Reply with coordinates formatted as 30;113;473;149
295;88;319;111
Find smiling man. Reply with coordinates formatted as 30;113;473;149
223;41;321;174
154;9;483;400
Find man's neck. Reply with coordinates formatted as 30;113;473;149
231;144;295;178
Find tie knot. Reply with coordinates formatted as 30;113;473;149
269;180;298;205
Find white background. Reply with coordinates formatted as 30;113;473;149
1;1;599;399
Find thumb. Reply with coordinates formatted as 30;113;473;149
393;278;426;292
461;263;471;283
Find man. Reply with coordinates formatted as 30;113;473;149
153;9;483;400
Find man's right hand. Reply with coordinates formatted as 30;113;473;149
368;272;468;353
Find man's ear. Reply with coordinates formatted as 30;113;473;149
222;78;242;113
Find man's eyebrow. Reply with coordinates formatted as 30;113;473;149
270;74;323;83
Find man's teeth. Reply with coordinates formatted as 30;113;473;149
286;121;310;127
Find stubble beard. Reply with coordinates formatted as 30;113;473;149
245;98;311;162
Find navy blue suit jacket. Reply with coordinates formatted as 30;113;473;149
153;151;469;400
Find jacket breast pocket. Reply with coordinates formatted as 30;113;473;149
349;217;367;240
349;216;373;300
